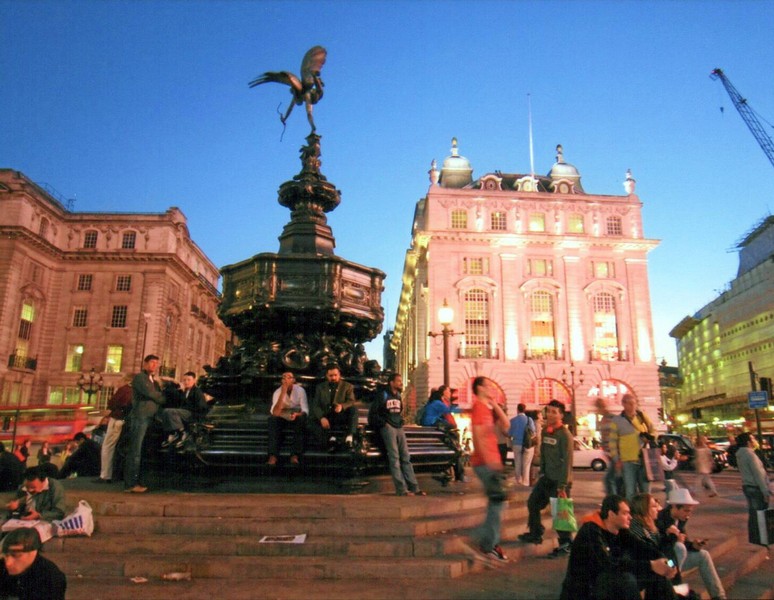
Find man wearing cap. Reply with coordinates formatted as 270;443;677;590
0;528;66;599
656;488;726;600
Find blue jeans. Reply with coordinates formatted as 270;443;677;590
380;425;419;495
473;465;506;551
124;411;153;488
622;460;649;498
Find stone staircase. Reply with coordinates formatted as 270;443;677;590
40;480;774;600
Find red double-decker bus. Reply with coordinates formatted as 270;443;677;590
0;406;100;447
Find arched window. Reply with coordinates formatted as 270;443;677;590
529;290;556;360
463;288;490;358
593;292;619;361
39;217;49;238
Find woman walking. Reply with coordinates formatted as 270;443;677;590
735;432;771;546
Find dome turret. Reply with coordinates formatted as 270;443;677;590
440;138;473;188
548;144;584;193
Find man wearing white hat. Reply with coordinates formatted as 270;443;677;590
655;488;726;600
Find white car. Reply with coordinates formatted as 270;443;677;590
573;437;607;471
506;436;608;471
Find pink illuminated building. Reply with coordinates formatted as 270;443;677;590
390;140;661;436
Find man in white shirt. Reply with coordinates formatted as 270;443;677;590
267;372;308;466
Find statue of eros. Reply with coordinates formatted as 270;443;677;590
249;46;327;133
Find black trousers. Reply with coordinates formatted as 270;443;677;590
267;414;307;457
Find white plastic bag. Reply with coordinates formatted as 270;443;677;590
52;499;94;537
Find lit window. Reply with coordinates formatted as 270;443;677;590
593;262;615;278
77;274;93;291
528;213;545;232
529;291;556;359
463;257;489;275
463;288;490;358
568;214;584;233
66;344;85;372
528;259;553;277
121;231;137;249
490;211;507;231
72;307;88;328
116;275;132;292
451;209;468;229
18;301;35;341
83;230;98;248
593;293;619;361
606;216;623;236
105;345;123;373
110;305;128;328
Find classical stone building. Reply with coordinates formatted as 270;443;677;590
0;169;230;418
670;215;774;435
390;141;661;437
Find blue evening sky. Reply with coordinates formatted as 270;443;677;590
3;0;774;367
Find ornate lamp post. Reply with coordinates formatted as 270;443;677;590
561;362;584;435
78;367;104;405
428;299;460;388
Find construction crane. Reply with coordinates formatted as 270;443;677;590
710;68;774;169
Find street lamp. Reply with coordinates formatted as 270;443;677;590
561;362;584;435
78;367;104;406
428;299;461;388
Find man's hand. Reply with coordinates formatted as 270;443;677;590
22;509;40;521
666;524;680;537
6;499;20;511
333;403;342;413
650;558;677;578
320;417;330;430
693;538;707;548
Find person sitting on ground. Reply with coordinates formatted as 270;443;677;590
57;432;100;479
0;442;25;493
161;371;210;449
14;440;31;466
629;493;683;584
559;494;677;600
0;528;66;599
655;488;727;600
5;466;66;524
309;364;358;451
267;372;308;466
36;441;53;466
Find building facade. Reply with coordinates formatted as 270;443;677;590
0;169;230;420
670;215;774;435
391;141;661;437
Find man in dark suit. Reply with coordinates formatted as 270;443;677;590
309;365;358;451
124;354;167;493
160;371;210;449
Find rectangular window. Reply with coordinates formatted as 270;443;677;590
105;345;123;373
121;231;137;249
451;209;468;229
17;301;35;341
593;261;615;278
115;275;132;292
528;259;553;277
83;230;98;248
66;344;84;372
48;387;64;406
110;305;128;328
77;274;93;291
72;307;88;328
606;216;623;236
490;211;507;231
463;257;489;275
568;214;585;233
528;213;546;232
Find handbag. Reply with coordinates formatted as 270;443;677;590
550;496;578;532
754;507;774;546
52;499;94;537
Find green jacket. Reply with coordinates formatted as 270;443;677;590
540;425;574;487
14;477;66;522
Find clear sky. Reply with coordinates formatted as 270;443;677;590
3;0;774;367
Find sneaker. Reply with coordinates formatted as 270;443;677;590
174;431;190;448
547;542;572;559
344;434;354;448
491;545;508;561
327;436;337;453
518;532;543;545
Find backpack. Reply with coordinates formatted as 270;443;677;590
522;417;537;449
414;402;427;426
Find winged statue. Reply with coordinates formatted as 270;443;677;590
249;46;327;133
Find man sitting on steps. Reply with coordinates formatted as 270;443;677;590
309;364;358;452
